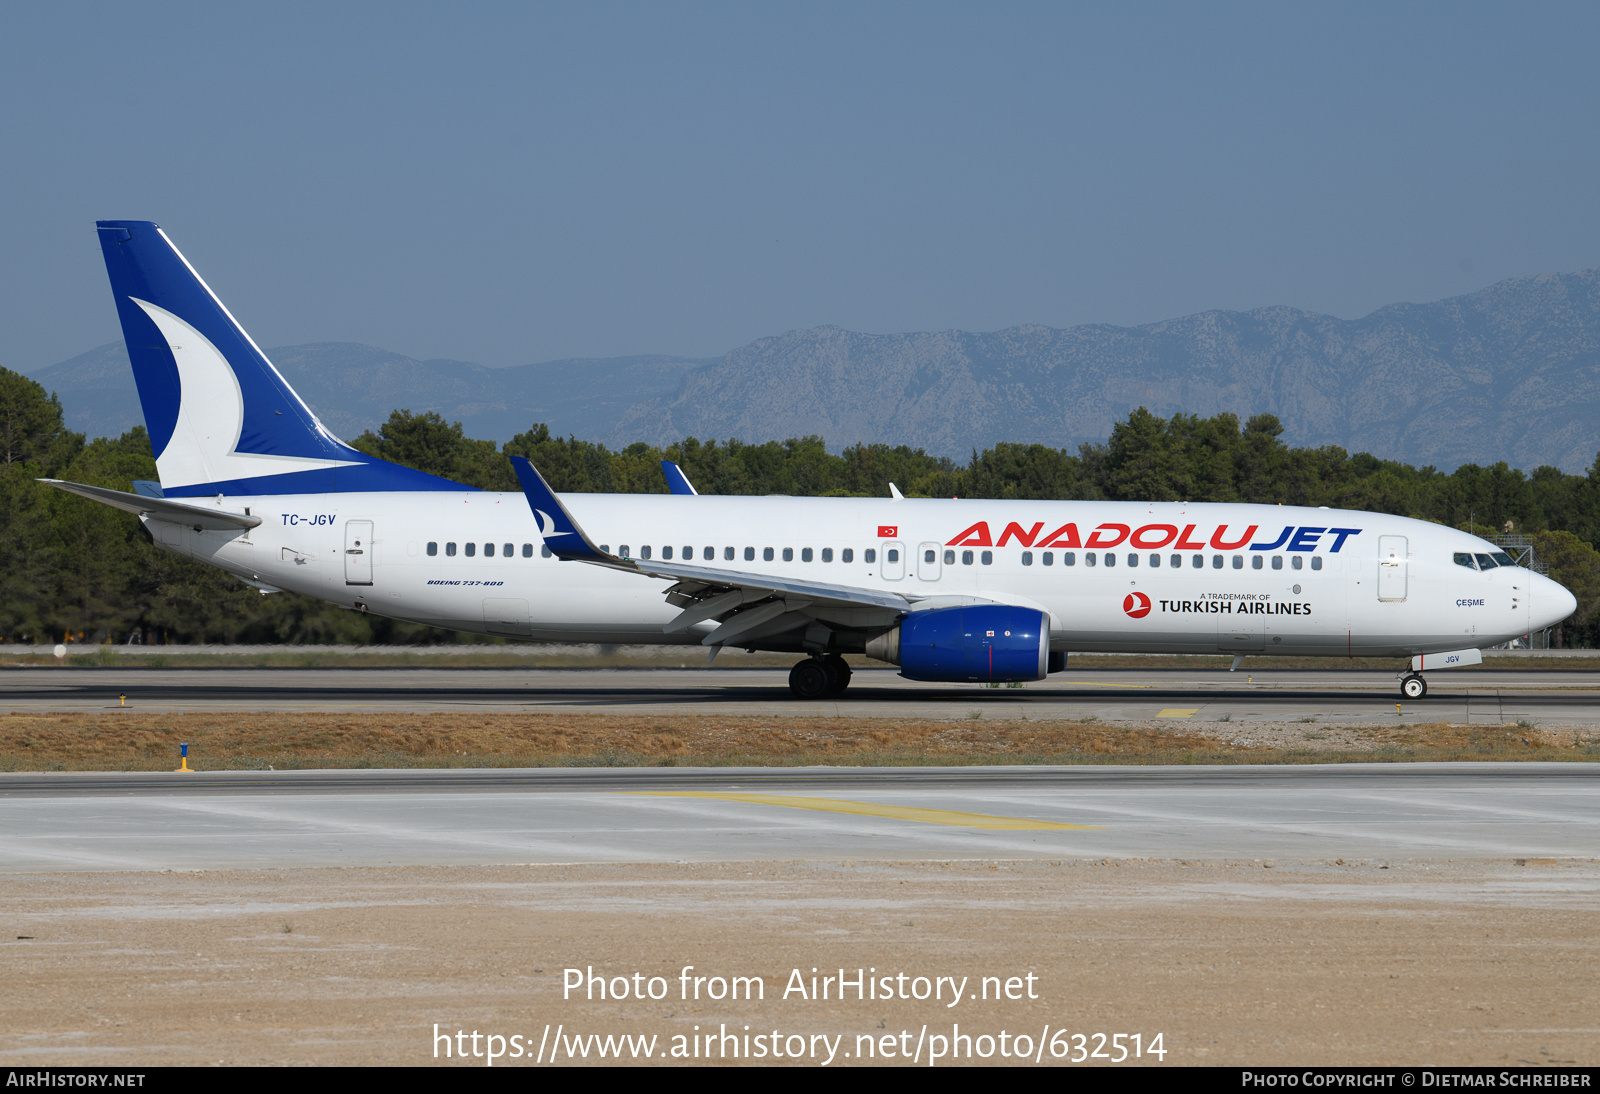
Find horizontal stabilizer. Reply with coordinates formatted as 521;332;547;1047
40;479;262;530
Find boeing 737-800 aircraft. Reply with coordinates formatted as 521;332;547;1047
45;221;1578;699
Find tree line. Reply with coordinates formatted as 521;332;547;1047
5;365;1599;647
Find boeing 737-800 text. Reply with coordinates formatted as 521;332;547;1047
44;221;1577;699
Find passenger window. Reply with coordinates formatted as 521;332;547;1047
924;549;935;564
802;548;813;562
641;545;652;560
782;547;794;562
763;547;774;561
1311;557;1323;571
842;548;854;563
1232;555;1243;569
822;547;833;562
663;546;673;560
1150;554;1161;568
1191;554;1203;569
522;543;532;558
1211;554;1222;569
504;543;513;557
864;549;875;563
725;547;735;560
1104;553;1116;567
427;542;438;556
705;547;715;561
1272;555;1283;570
619;545;630;559
1251;555;1263;569
1060;552;1071;565
683;546;692;560
944;550;955;565
541;545;552;558
1291;556;1302;570
465;542;476;557
599;544;609;553
1022;551;1033;566
746;547;756;561
1086;552;1097;568
484;543;494;557
1044;551;1056;566
446;542;457;556
962;550;974;565
1475;553;1497;570
1127;553;1138;567
887;549;899;563
980;550;992;565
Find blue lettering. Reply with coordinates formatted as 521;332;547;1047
1288;527;1325;552
1325;528;1361;552
1249;526;1294;551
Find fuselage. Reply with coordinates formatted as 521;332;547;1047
149;491;1575;658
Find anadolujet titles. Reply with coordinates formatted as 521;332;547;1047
48;222;1577;699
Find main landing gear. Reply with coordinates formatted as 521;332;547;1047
1400;674;1428;700
789;654;852;699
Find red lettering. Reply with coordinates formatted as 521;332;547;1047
1085;523;1130;549
997;521;1045;547
1210;524;1258;551
1129;524;1178;550
947;521;993;547
1040;523;1082;548
1175;524;1207;550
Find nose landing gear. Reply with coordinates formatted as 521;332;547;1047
789;654;852;699
1400;674;1427;700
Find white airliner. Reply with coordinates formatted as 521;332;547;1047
46;221;1577;700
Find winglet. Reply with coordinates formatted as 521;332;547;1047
661;460;699;496
509;456;628;566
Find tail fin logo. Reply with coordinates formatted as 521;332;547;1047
129;298;360;489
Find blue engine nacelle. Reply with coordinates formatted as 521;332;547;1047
867;605;1050;683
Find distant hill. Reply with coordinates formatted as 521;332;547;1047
28;343;710;447
27;267;1600;471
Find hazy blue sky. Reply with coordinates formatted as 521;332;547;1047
5;2;1599;370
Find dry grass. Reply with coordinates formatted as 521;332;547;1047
2;712;1596;771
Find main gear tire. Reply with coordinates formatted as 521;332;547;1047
821;654;852;696
789;658;831;699
1401;674;1427;700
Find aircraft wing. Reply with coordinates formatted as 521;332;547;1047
39;479;263;531
510;456;915;645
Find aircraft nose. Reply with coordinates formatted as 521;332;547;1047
1534;572;1578;629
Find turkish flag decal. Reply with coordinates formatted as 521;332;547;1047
1123;592;1152;619
877;525;898;538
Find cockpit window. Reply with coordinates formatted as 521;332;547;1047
1474;553;1497;570
1491;552;1516;567
1453;553;1477;569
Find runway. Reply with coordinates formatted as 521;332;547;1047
6;664;1600;725
2;763;1594;872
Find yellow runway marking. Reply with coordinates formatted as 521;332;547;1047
629;792;1100;830
1156;708;1201;718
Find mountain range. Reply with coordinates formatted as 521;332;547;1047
25;267;1600;472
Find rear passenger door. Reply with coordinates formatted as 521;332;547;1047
344;520;373;585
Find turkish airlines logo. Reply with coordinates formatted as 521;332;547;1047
878;525;898;538
1123;592;1152;619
